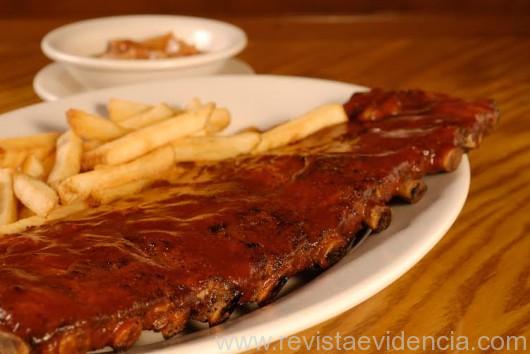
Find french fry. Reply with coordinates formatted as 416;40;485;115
59;146;176;204
21;154;45;180
47;131;83;187
0;215;42;235
205;108;231;134
171;132;260;161
82;140;103;152
83;104;212;169
0;148;28;169
108;98;151;122
14;173;59;216
31;146;56;160
0;146;53;169
19;206;35;219
238;126;262;134
0;201;88;235
186;97;202;111
48;201;88;220
186;98;230;135
89;178;154;205
67;109;128;141
0;169;17;225
0;132;59;150
41;151;56;180
116;103;174;130
253;103;348;153
0;144;56;169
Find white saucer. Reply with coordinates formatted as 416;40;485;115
33;59;255;101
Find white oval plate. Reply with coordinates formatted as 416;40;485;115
1;76;469;353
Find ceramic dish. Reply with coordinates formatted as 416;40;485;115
1;75;469;353
41;16;247;89
33;59;255;101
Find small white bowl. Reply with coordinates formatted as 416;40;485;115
41;15;247;89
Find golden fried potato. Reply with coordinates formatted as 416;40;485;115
59;146;176;204
253;103;347;153
82;104;212;169
108;98;151;121
0;169;17;225
47;131;83;187
14;173;59;216
116;103;174;130
171;132;260;161
67;109;128;141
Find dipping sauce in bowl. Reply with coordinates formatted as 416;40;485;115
99;32;202;60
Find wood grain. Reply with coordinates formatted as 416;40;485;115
0;14;528;353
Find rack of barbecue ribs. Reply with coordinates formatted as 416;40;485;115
0;89;498;354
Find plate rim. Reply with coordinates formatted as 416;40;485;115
32;61;257;102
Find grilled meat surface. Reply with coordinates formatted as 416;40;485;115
0;90;498;354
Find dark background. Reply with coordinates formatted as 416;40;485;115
2;0;530;18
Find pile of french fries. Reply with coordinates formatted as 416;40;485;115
0;97;347;235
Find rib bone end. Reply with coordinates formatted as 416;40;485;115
365;205;392;233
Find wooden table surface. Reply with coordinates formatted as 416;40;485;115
0;14;529;353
